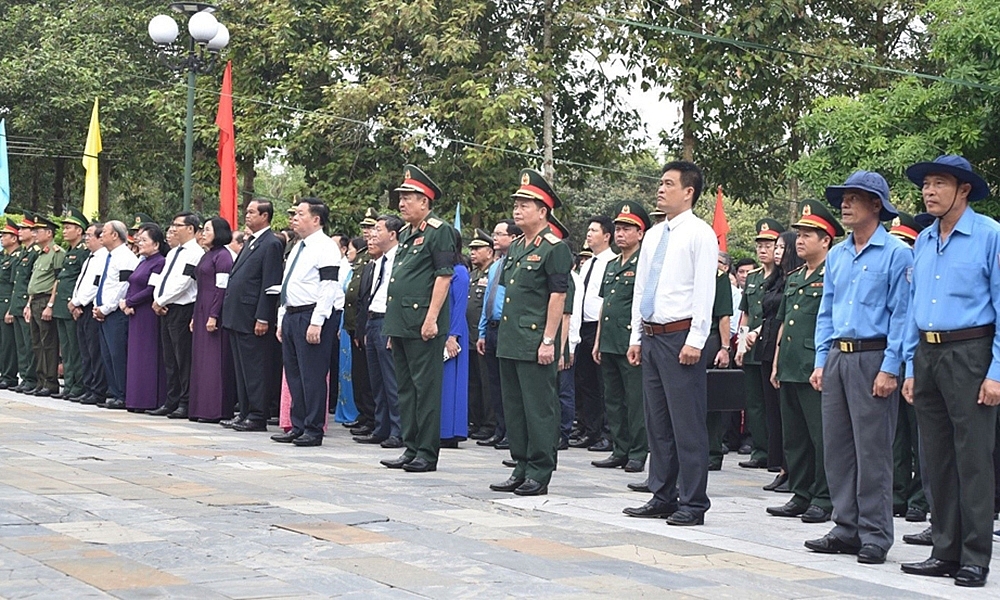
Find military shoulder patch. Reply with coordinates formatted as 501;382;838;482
543;232;561;244
426;217;442;228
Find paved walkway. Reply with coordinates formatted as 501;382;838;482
0;390;996;599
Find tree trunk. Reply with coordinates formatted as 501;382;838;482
788;130;801;223
30;168;39;212
682;99;695;162
241;162;256;208
541;0;554;183
99;159;110;218
53;157;65;216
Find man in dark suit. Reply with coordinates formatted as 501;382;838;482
221;200;284;432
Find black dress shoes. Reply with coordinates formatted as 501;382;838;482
804;533;861;555
380;436;403;448
587;438;612;452
623;459;645;473
146;406;172;416
707;462;722;471
232;420;267;432
220;417;244;428
513;479;547;496
440;438;460;449
902;526;933;546
197;417;221;424
738;457;767;468
627;481;651;493
857;544;887;564
502;459;516;468
353;434;387;444
166;408;188;419
763;472;788;491
476;433;500;447
905;507;928;522
350;425;373;436
67;394;84;403
271;431;302;443
470;429;494;440
623;500;676;519
592;455;628;468
954;565;989;587
402;458;436;472
102;399;126;410
666;510;704;526
900;557;961;577
380;454;413;469
557;438;569;451
568;435;596;449
489;476;525;492
34;388;52;398
80;394;101;405
50;390;64;399
494;437;510;450
800;505;832;523
292;434;322;446
341;420;359;428
767;500;808;518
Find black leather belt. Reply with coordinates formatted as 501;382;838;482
642;318;692;337
487;320;500;329
286;303;316;314
920;325;995;344
835;338;887;353
368;311;385;320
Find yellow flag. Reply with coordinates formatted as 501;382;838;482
82;98;102;220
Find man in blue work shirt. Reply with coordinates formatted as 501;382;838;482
899;155;1000;588
805;171;912;565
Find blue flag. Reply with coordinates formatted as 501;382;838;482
453;201;461;232
0;119;9;216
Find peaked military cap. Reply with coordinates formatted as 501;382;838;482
512;169;562;210
360;207;379;228
18;210;35;228
131;213;155;231
62;208;90;230
887;211;927;242
390;164;442;205
613;200;651;231
649;208;666;223
32;215;58;231
286;206;296;215
469;228;493;248
754;218;785;241
3;219;19;235
578;245;594;260
547;213;569;239
792;199;844;238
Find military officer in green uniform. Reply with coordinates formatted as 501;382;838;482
591;201;650;472
706;265;734;470
25;215;65;396
766;199;843;523
467;228;495;439
735;218;785;470
8;211;38;393
380;165;456;473
51;209;90;400
0;219;21;388
488;169;573;496
343;207;378;434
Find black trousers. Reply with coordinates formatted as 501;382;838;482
349;329;376;428
760;360;784;469
468;340;495;433
327;323;341;413
574;321;605;439
229;329;277;423
76;304;107;398
283;310;338;438
483;323;505;438
160;303;194;412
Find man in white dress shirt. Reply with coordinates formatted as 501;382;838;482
92;221;140;410
148;212;205;419
623;161;719;526
69;222;109;405
271;198;343;447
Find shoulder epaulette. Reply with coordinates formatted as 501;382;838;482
749;266;763;273
543;232;561;244
788;264;806;275
400;224;412;234
426;217;442;228
717;269;726;277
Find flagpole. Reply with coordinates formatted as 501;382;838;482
183;64;197;212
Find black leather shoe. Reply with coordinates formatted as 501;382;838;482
470;429;494;440
857;544;887;564
67;394;84;403
738;457;767;468
103;399;126;410
80;395;101;405
146;405;172;416
623;459;645;473
232;420;267;432
197;417;221;424
623;500;676;519
380;436;403;448
666;510;704;526
477;433;501;447
707;462;722;471
353;434;387;444
592;455;628;468
292;434;322;446
494;437;510;450
440;438;459;449
627;481;651;493
763;472;788;491
557;438;569;451
901;557;960;577
800;505;832;523
902;526;933;546
267;417;279;426
513;478;547;496
767;500;808;518
167;408;188;419
905;507;928;522
489;476;525;492
50;390;64;399
502;459;516;468
271;431;302;443
774;480;791;493
341;420;359;428
349;425;373;436
380;454;413;469
220;417;244;428
804;533;861;554
954;565;988;587
402;457;436;472
568;435;596;449
587;438;612;452
893;503;908;518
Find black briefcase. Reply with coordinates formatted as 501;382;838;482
707;368;745;412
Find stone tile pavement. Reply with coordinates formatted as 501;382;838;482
0;390;996;599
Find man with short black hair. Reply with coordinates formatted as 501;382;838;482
69;223;108;404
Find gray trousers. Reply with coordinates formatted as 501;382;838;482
642;330;710;514
914;335;996;568
822;348;898;550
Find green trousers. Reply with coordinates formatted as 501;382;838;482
56;317;84;397
29;296;59;392
601;353;647;462
892;397;928;512
13;313;36;388
392;335;445;464
499;357;559;485
0;315;18;386
743;363;769;462
780;381;831;510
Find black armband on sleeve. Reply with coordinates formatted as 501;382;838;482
432;251;453;271
547;272;569;293
183;263;196;278
319;266;340;281
118;270;133;282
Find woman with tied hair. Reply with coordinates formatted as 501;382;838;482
188;217;237;423
121;224;168;412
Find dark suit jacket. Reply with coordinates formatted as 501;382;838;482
354;258;377;341
221;227;284;334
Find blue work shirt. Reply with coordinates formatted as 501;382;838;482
903;206;1000;380
478;255;507;339
815;226;912;375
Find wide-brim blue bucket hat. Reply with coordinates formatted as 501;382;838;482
825;170;898;221
905;155;990;202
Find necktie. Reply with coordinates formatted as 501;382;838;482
280;241;306;306
96;252;111;306
74;253;94;296
158;246;184;299
373;255;386;295
639;225;671;321
484;257;503;321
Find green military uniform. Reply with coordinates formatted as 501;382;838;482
343;246;370;336
467;228;495;437
495;170;573;491
0;220;20;387
596;201;649;465
27;217;65;394
53;211;90;399
707;268;734;469
383;166;455;468
10;235;38;391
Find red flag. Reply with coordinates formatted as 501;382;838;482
216;61;238;229
712;185;729;252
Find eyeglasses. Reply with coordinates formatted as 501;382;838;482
169;221;187;229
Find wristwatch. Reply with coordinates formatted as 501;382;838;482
46;302;54;308
542;336;555;346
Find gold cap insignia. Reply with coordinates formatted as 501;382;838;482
761;222;769;231
404;169;412;179
802;204;812;216
621;205;631;214
892;217;901;226
134;217;141;225
521;173;530;186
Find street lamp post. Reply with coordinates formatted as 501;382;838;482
148;3;230;212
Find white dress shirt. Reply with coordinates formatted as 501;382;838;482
95;244;140;315
580;247;616;322
368;244;397;314
71;246;108;307
629;209;718;349
153;238;205;306
568;269;584;354
730;284;743;337
277;230;343;327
